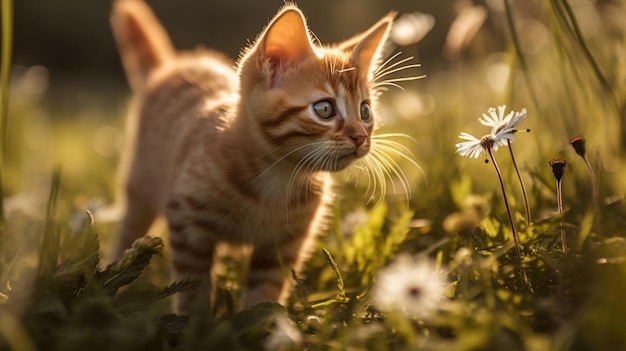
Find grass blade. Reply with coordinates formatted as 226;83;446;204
0;0;14;246
322;248;346;301
503;0;540;112
37;168;62;276
558;0;615;107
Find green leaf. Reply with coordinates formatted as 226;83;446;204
321;248;346;301
380;209;413;264
450;173;473;210
97;236;163;295
346;203;387;273
576;209;594;251
119;279;203;312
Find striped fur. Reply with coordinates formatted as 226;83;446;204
109;1;396;314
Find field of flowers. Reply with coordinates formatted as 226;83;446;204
1;1;625;350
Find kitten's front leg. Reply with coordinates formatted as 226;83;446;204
166;197;217;315
243;231;313;308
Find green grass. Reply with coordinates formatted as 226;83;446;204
1;1;626;350
0;0;13;233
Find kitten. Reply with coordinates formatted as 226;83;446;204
109;1;409;314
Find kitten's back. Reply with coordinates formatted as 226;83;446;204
109;1;237;261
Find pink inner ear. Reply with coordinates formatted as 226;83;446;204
260;9;315;74
265;47;289;68
263;47;290;86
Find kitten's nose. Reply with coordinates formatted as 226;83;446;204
350;134;367;147
348;124;368;147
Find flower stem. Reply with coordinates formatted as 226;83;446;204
556;179;566;252
487;148;521;257
507;140;531;226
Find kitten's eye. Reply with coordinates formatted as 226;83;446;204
313;100;335;119
360;102;372;121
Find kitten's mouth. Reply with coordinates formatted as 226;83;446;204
355;146;370;158
332;148;368;170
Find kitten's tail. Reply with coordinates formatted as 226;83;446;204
111;0;175;91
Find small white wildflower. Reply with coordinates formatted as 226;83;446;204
371;254;447;319
264;314;303;351
479;105;527;143
478;105;508;130
455;105;527;158
455;132;494;158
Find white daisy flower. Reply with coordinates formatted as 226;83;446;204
478;105;508;129
455;132;495;159
371;254;447;319
479;105;527;143
264;314;303;351
455;106;527;158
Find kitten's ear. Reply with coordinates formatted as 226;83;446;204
340;12;396;80
257;5;316;74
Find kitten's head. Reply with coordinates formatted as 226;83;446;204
238;5;395;172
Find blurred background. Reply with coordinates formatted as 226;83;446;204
13;0;459;84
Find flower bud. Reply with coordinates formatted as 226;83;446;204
549;159;567;181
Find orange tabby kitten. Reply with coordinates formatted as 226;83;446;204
110;1;404;314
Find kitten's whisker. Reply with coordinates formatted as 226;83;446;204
304;147;329;199
374;75;426;86
371;133;418;142
287;146;323;210
376;54;414;73
372;156;389;204
257;141;326;179
352;135;427;207
360;158;375;203
287;148;312;212
372;82;405;91
365;151;393;204
365;159;379;200
373;63;422;81
373;52;404;76
370;150;402;195
338;67;356;73
371;75;426;92
287;144;330;216
371;149;412;205
365;156;386;204
350;158;375;200
372;139;416;158
327;59;337;76
360;158;376;204
374;141;427;186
